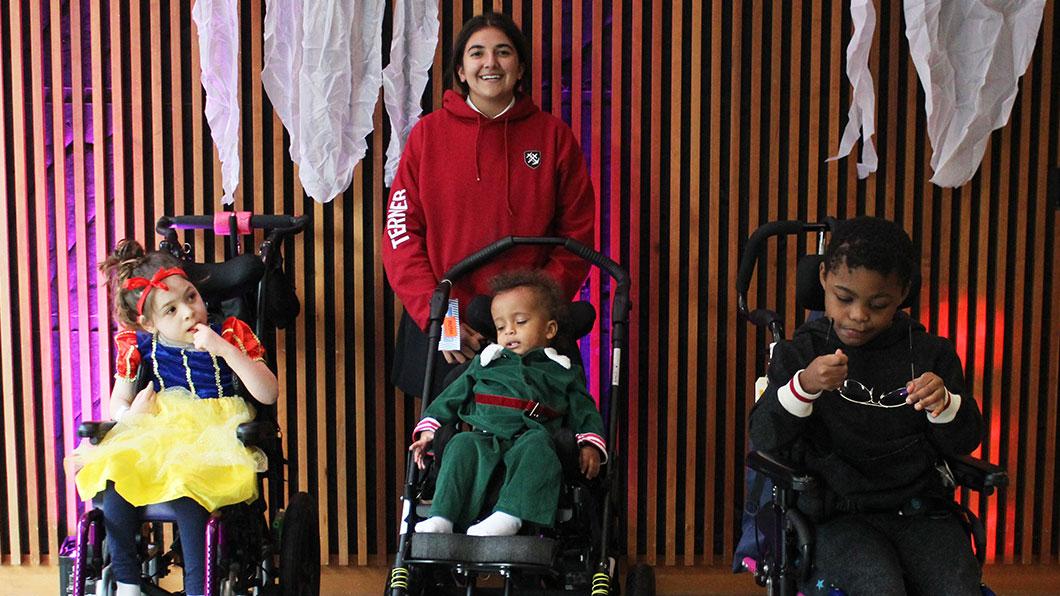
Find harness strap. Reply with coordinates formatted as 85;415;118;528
474;393;561;421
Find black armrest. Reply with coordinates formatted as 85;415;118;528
747;450;817;492
552;427;582;481
78;421;117;445
945;454;1008;495
236;421;279;448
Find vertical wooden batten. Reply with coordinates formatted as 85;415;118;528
1;2;25;564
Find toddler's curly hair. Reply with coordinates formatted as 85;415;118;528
489;269;567;323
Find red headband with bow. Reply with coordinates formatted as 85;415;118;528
122;267;188;315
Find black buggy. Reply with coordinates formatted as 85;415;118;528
385;236;654;596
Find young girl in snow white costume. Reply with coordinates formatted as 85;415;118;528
70;240;278;596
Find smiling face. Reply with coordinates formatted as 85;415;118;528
491;285;558;355
820;262;908;347
139;274;209;345
456;26;525;117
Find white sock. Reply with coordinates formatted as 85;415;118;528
115;582;141;596
414;516;454;534
466;511;522;537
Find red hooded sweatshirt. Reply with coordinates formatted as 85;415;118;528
382;90;596;330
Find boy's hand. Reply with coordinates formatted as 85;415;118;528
128;385;157;416
580;445;601;480
906;372;950;415
799;349;848;393
192;323;228;356
409;430;435;470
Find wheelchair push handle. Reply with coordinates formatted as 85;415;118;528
430;236;632;346
443;236;628;284
736;221;829;296
424;236;632;352
156;213;308;236
736;220;834;320
441;236;630;305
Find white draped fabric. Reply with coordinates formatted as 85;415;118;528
827;0;878;179
904;0;1046;187
192;0;241;205
382;0;440;187
262;0;386;203
829;0;1046;188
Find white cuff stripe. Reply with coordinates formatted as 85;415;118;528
777;371;817;418
928;391;961;424
790;370;822;402
413;417;441;440
577;433;608;464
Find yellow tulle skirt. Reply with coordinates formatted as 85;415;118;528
70;388;266;511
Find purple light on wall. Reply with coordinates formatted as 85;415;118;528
40;0;114;519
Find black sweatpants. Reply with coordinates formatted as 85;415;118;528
804;510;980;595
102;485;209;595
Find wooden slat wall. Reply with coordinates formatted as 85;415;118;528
0;0;1057;567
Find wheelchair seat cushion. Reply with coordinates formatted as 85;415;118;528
70;388;265;511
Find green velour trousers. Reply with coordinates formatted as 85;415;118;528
430;427;562;528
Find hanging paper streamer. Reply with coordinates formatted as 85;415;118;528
262;0;385;203
192;0;241;205
827;0;878;179
904;0;1046;188
382;0;440;187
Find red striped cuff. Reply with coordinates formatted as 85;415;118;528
413;417;441;441
789;376;817;403
577;432;608;463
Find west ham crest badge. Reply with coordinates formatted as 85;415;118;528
524;150;542;169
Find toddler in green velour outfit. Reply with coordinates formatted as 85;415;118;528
408;270;606;537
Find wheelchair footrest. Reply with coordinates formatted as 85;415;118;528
409;533;557;567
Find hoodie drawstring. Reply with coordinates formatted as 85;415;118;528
504;118;513;216
474;115;514;216
474;118;483;181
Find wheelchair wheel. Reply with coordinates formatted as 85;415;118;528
625;563;655;596
279;492;320;595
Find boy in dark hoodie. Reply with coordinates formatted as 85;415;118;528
749;217;983;595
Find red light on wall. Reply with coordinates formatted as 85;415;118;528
926;291;1003;562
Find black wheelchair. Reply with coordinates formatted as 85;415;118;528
66;213;321;596
733;219;1008;596
385;236;655;595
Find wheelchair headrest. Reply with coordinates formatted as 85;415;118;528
184;253;265;304
796;254;920;311
467;294;597;341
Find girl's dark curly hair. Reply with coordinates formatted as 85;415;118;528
824;216;918;289
489;269;566;323
448;12;531;97
98;239;183;329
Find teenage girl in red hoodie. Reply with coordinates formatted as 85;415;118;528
382;12;596;398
